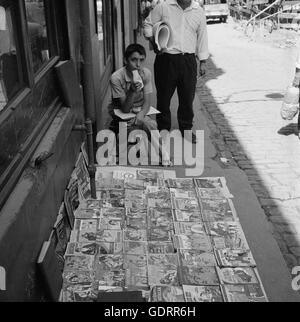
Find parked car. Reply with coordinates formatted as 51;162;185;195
204;0;229;23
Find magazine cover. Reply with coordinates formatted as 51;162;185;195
65;242;98;256
125;189;145;200
172;210;203;223
214;249;257;267
97;270;126;288
136;169;164;180
217;267;260;285
148;254;179;267
96;177;124;190
94;254;124;275
179;266;219;286
74;219;98;232
148;227;173;242
183;285;223;302
63;270;94;285
178;250;217;267
74;208;101;219
221;284;268;302
102;198;125;208
174;222;207;236
97;189;125;200
125;255;148;288
113;169;137;180
206;221;250;250
124;178;145;190
125;198;148;209
126;208;148;219
102;207;126;218
171;197;200;212
124;229;148;242
170;188;197;199
194;177;233;198
163;170;177;180
78;230;98;243
99;216;124;230
147;208;174;230
124;241;148;255
148;266;180;286
126;217;147;230
173;234;212;252
145;186;170;199
167;178;195;190
54;203;71;257
149;286;185;302
96;230;123;243
64;255;94;272
201;198;238;222
80;142;89;167
147;242;175;254
98;242;123;255
197;187;228;200
62;282;97;302
79;199;102;210
148;198;172;209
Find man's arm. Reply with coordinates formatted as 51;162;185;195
143;3;163;40
196;9;209;76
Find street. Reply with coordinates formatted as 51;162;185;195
198;19;300;272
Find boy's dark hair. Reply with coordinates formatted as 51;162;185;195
124;44;146;60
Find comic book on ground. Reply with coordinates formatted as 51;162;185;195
217;267;260;285
221;284;268;302
172;210;202;223
124;229;148;242
94;254;124;277
124;241;148;255
62;282;98;302
125;255;148;288
97;230;123;243
148;198;172;209
74;219;98;232
136;169;164;180
64;255;94;272
194;177;233;198
215;248;256;267
147;208;174;230
124;178;145;190
102;198;125;208
126;217;147;230
98;242;123;255
63;270;94;285
148;227;173;242
78;199;102;210
197;188;229;200
205;221;250;250
173;234;212;252
163;170;177;179
126;208;148;219
171;197;200;212
113;169;137;180
148;254;179;286
75;153;91;201
96;270;126;288
101;207;126;218
97;189;125;200
150;286;185;302
147;242;175;254
179;266;219;286
125;189;145;200
183;285;223;302
72;230;97;243
65;242;98;257
64;178;80;229
145;186;170;199
74;208;101;219
170;188;197;199
174;222;207;236
125;198;148;209
167;178;195;190
178;250;217;267
99;216;124;230
200;198;238;222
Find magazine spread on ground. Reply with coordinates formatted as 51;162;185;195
59;166;268;302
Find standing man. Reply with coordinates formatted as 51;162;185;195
143;0;209;143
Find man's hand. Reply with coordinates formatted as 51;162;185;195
198;60;207;78
148;36;161;55
292;76;300;88
135;110;146;126
130;81;144;93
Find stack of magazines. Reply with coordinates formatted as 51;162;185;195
60;166;268;302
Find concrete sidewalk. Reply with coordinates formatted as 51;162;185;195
136;34;300;302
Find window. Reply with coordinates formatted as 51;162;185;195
0;3;24;112
25;0;50;73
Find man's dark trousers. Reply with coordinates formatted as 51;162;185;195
154;53;197;132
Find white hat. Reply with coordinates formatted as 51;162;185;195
153;21;172;51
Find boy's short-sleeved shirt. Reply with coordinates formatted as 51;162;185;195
110;67;153;111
